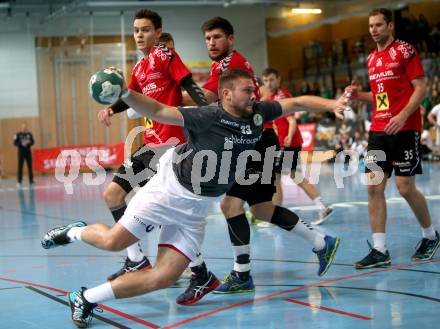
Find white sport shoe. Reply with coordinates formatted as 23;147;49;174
312;207;334;225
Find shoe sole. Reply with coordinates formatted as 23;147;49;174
212;287;255;294
107;264;152;281
411;240;440;261
176;278;220;306
319;237;340;276
355;260;391;269
42;221;87;249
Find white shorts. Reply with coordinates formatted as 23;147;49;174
119;148;217;261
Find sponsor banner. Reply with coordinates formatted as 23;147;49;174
298;123;317;151
33;143;124;173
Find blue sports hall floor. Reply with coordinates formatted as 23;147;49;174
1;161;439;329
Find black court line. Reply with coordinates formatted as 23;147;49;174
0;286;22;291
3;254;440;275
256;284;440;303
25;286;130;329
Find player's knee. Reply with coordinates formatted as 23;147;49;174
367;184;385;198
103;185;126;207
396;181;414;198
220;199;242;218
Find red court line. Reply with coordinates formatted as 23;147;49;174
285;298;372;320
0;277;159;328
162;259;440;328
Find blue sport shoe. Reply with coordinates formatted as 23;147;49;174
41;221;87;249
213;271;255;294
68;287;99;328
313;235;340;276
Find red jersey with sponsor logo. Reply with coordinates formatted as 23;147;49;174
203;50;260;100
272;88;303;148
367;39;424;132
128;44;190;146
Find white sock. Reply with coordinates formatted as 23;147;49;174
372;233;387;253
126;243;144;262
83;282;115;304
232;245;251;272
189;254;204;267
292;219;325;250
313;197;326;210
422;225;436;240
67;226;85;242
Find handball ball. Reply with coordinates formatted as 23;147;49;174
89;68;124;105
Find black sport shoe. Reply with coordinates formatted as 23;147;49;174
68;287;100;328
41;221;87;249
107;256;152;281
355;241;391;269
176;271;220;305
411;231;440;261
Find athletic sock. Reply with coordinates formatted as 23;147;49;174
270;206;325;250
227;214;251;280
83;282;115;303
372;233;387;254
67;226;85;242
126;244;144;262
313;196;326;210
189;253;208;278
421;225;436;240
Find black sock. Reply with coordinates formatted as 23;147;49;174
227;213;250;246
110;203;127;223
227;214;251;280
190;261;208;278
271;206;299;231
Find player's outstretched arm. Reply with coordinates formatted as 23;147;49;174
120;89;184;126
277;95;346;119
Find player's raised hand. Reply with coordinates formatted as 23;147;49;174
98;107;114;127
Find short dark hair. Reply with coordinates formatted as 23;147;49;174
134;9;162;29
219;68;253;93
159;32;174;44
369;8;393;24
262;68;279;77
201;17;234;36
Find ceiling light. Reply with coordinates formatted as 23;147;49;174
291;8;322;14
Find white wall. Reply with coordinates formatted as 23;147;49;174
0;5;270;118
0;33;39;118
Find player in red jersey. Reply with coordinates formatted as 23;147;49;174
347;8;439;269
262;68;333;225
177;17;341;305
97;9;208;281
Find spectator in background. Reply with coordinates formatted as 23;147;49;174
427;102;440;147
13;123;34;188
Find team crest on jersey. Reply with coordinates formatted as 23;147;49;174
253;113;263;126
376;58;382;67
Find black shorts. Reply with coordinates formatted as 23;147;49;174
276;146;301;174
226;129;279;206
365;131;422;177
112;146;158;193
